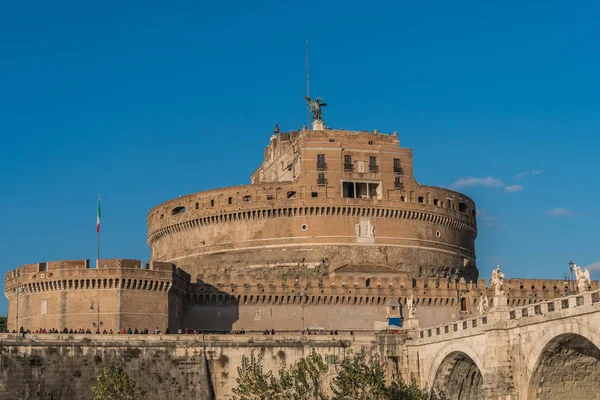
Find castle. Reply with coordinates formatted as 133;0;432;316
5;117;597;333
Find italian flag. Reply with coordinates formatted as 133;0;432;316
96;195;101;233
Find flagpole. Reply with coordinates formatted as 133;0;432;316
97;194;100;268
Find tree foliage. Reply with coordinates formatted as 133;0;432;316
330;349;387;400
92;363;145;400
232;350;328;400
232;349;436;400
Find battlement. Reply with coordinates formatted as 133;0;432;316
195;273;597;292
4;259;190;295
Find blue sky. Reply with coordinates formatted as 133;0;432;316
1;1;599;315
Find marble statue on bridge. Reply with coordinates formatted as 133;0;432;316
407;295;417;319
491;265;505;296
477;294;489;315
574;265;592;294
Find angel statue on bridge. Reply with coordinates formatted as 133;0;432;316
477;294;489;315
304;96;327;121
491;265;505;296
407;295;417;319
573;265;591;294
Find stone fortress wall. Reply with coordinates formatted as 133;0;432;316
147;128;478;283
4;259;189;333
5;257;597;333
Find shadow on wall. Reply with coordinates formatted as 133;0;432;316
181;280;239;332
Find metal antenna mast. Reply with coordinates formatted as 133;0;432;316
306;38;311;128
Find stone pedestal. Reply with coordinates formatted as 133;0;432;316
312;119;324;130
403;317;420;329
488;295;510;323
493;295;507;307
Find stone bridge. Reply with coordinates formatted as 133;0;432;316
406;289;600;399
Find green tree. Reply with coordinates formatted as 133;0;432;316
232;350;328;400
231;351;280;400
0;316;6;332
279;350;329;400
331;349;387;400
232;348;435;400
386;375;431;400
92;363;145;400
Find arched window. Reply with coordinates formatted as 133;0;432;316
460;297;467;311
171;206;186;215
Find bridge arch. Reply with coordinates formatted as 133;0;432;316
526;320;600;399
427;342;484;399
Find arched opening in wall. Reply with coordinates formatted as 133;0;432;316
432;351;483;400
528;333;600;399
458;203;468;213
172;206;186;215
460;298;467;311
366;277;373;288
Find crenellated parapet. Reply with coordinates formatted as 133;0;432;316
4;259;189;296
188;272;597;311
4;259;190;333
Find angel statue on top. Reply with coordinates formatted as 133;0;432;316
305;96;327;121
491;265;505;296
573;265;592;294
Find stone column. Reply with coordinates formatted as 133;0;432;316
482;294;517;399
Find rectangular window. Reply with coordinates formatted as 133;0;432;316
418;196;424;203
317;154;327;170
195;202;199;209
344;155;353;170
393;158;402;174
266;195;274;200
228;197;233;204
369;157;378;173
342;181;381;199
243;195;252;202
311;192;318;198
329;138;335;142
394;176;402;189
433;199;439;206
317;173;327;185
210;199;215;207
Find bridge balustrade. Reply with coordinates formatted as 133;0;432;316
415;289;600;342
416;313;488;340
509;289;600;321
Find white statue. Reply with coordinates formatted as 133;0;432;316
407;295;417;319
491;265;505;296
573;265;591;294
477;294;489;315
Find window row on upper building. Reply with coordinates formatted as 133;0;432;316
316;154;403;175
159;189;474;219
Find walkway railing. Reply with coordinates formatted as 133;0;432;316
416;314;487;341
414;288;600;342
508;288;600;321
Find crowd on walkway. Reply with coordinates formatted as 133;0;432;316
5;327;355;336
